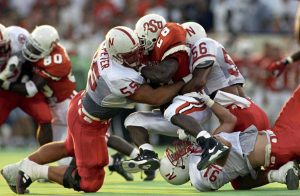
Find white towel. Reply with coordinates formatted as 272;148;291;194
213;91;250;109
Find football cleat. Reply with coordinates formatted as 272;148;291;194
197;137;229;170
0;162;29;194
286;161;300;190
122;149;160;173
16;170;32;194
108;153;134;181
143;169;156;181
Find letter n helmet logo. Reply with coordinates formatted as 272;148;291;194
108;38;114;47
165;172;177;181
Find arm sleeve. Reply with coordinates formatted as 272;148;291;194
109;74;144;97
191;38;218;70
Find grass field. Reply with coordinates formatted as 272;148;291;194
0;148;299;196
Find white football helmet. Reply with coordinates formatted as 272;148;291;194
182;22;207;46
105;26;142;68
159;140;191;185
135;14;166;53
22;25;59;62
0;24;11;65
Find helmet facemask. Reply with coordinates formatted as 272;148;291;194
22;36;53;62
159;140;193;185
138;32;157;55
116;45;143;69
165;140;192;169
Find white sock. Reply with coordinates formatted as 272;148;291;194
139;143;154;151
130;148;139;158
22;158;49;180
267;170;273;182
267;170;284;183
196;130;211;139
108;156;113;166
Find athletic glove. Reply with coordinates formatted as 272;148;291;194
0;56;19;81
267;58;291;77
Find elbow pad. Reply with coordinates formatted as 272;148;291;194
25;80;38;97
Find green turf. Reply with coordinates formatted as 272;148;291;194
0;148;299;196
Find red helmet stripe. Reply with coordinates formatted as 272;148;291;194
115;27;136;45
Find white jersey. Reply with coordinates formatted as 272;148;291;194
189;127;258;191
83;42;144;119
189;38;245;95
3;26;29;82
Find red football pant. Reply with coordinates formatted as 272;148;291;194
64;91;110;192
0;91;52;124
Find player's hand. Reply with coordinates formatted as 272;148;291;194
0;78;10;90
267;60;287;77
183;91;210;103
0;56;19;80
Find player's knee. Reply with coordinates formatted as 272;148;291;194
124;112;144;128
63;165;104;192
79;168;105;192
63;165;81;191
163;106;176;121
81;177;104;193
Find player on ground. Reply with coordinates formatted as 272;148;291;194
123;14;229;173
1;26;186;194
159;90;300;191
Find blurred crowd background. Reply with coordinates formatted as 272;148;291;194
0;0;299;148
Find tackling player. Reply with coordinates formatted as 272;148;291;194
0;24;53;147
1;26;186;193
123;14;229;173
180;22;270;134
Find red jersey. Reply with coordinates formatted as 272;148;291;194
150;22;190;82
33;43;76;102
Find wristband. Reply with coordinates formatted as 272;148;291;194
286;56;293;64
1;80;10;90
205;99;215;108
138;64;147;72
182;74;192;83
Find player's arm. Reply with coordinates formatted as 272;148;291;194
187;92;236;134
230;170;269;190
181;60;214;94
141;58;178;84
8;73;47;97
128;80;185;106
267;50;300;77
210;101;236;135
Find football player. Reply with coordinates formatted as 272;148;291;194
159;90;300;191
123;15;237;173
0;24;53;147
1;26;186;193
180;22;270;134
